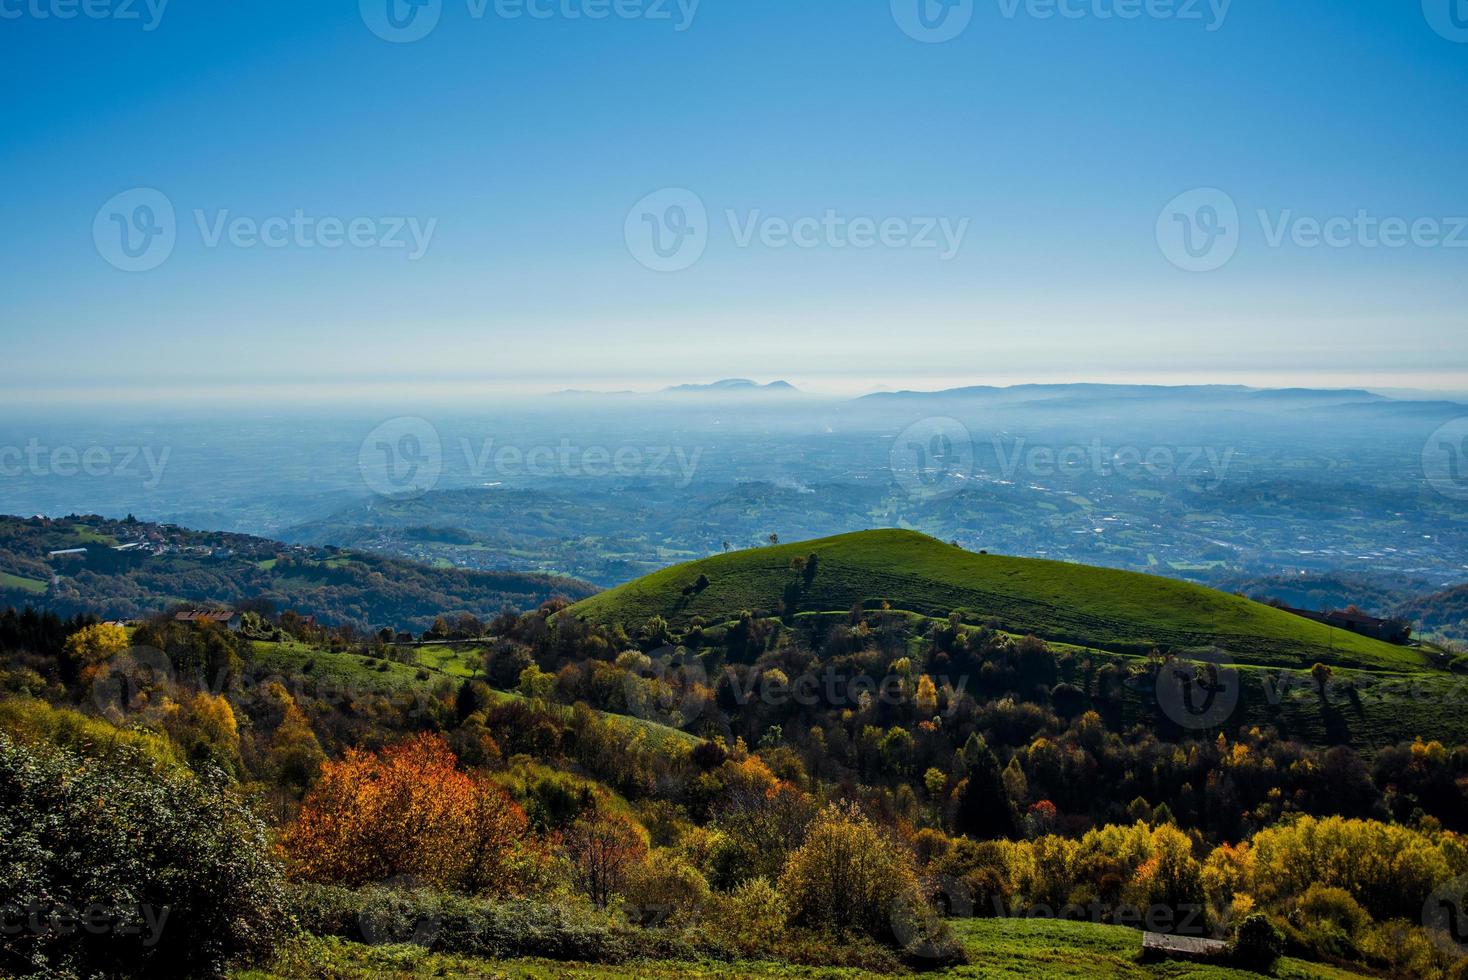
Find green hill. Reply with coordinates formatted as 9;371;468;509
569;530;1428;671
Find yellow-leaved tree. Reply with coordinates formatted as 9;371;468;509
778;800;922;941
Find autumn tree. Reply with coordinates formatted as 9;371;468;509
778;800;924;942
64;622;129;670
561;808;648;907
281;733;526;895
260;685;326;818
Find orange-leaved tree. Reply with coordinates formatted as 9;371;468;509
561;808;648;907
281;732;527;895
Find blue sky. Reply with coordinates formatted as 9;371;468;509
2;0;1466;401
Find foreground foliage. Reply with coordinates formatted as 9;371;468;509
0;731;287;978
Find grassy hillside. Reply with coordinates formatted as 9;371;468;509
240;919;1369;979
570;530;1428;671
247;639;699;748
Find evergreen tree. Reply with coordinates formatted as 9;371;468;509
954;735;1018;840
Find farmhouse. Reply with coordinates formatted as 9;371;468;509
174;609;243;632
1280;606;1412;645
1141;931;1228;963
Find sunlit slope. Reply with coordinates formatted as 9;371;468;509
568;530;1426;671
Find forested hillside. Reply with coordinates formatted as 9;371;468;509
0;515;595;630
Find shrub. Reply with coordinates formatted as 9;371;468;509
1231;912;1284;974
1286;884;1371;961
620;849;711;928
777;801;926;947
0;732;286;978
1357;919;1449;979
289;883;704;963
704;877;786;954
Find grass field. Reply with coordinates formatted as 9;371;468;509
248;640;437;695
238;919;1369;979
69;524;117;545
946;919;1365;979
568;530;1428;671
0;571;48;595
410;644;487;678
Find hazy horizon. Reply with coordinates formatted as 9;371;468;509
6;371;1468;412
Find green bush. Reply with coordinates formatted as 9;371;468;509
0;732;287;978
1284;884;1371;962
1231;912;1285;974
289;883;711;964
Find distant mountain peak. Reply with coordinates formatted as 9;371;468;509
663;379;799;393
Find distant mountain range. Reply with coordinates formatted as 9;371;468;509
663;379;799;394
858;383;1388;405
550;381;1461;411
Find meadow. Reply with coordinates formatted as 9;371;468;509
238;918;1372;979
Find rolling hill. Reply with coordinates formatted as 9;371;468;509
569;530;1430;671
